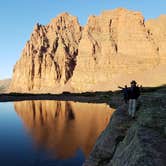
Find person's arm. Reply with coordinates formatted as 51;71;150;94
136;87;140;98
118;86;124;89
139;85;143;91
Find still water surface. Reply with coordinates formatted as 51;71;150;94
0;100;114;166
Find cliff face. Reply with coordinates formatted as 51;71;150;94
10;8;166;93
146;15;166;62
70;8;160;91
10;13;82;93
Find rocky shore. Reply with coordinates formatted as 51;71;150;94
83;87;166;166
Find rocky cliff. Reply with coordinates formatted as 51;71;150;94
10;8;166;93
146;15;166;63
10;13;82;93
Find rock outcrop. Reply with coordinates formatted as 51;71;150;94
70;8;161;91
83;88;166;166
10;13;82;93
146;15;166;63
10;8;166;93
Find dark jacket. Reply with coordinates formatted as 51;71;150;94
128;86;140;99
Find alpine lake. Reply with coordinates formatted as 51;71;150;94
0;100;114;166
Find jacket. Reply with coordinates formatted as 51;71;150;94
128;86;140;99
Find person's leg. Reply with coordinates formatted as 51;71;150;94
131;99;136;118
128;99;132;116
130;99;133;116
124;98;128;104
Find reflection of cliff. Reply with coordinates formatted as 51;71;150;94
14;100;114;159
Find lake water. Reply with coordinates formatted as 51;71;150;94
0;100;114;166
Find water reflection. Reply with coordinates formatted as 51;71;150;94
14;100;114;159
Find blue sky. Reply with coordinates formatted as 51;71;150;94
0;0;166;79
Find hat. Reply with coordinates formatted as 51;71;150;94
130;80;137;84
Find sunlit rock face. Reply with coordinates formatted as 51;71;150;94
70;8;161;91
10;13;82;93
146;15;166;63
14;100;114;159
10;8;166;93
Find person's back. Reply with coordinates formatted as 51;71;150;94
128;80;140;118
129;85;140;100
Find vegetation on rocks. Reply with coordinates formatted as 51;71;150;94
83;86;166;166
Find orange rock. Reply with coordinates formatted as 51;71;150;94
9;8;166;93
10;13;82;93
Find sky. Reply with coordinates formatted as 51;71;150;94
0;0;166;79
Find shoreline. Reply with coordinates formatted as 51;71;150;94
0;91;122;109
0;85;165;103
83;86;166;166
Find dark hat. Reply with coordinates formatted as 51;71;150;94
130;80;137;84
